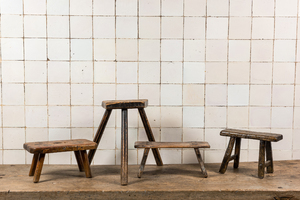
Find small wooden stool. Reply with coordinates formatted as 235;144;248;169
219;129;283;179
23;139;97;183
135;141;210;178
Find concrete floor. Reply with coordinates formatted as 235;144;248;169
0;160;299;200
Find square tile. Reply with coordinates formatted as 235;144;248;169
272;85;294;106
93;0;115;15
229;17;251;39
71;84;93;105
183;107;204;128
139;0;160;16
275;18;297;39
161;85;182;105
205;129;226;149
93;150;116;165
160;149;182;164
48;84;70;105
2;61;24;83
25;106;47;127
71;62;93;83
93;17;115;38
249;107;271;128
49;106;70;127
183;128;204;141
183;85;204;106
116;17;137;38
207;0;229;16
48;61;69;83
1;38;23;60
139;85;160;106
227;107;248;128
162;17;183;38
183;62;205;84
205;84;227;106
251;40;273;61
250;63;272;84
116;62;137;83
161;62;182;83
47;0;69;15
294;110;300;129
94;62;115;83
183;149;198;164
139;17;160;38
250;85;272;106
271;107;293;128
49;152;71;164
296;64;300;84
161;40;183;61
184;40;205;61
161;107;182;127
184;0;206;16
24;0;46;14
98;128;115;149
94;84;115;105
162;0;183;16
139;39;160;61
24;16;46;37
229;40;250;61
70;16;92;38
205;62;227;83
205;107;226;128
116;84;138;99
71;128;93;141
116;128;137;149
94;39;115;61
3;150;25;164
48;39;69;61
25;84;47;105
3;84;24;105
184;17;205;39
116;39;138;61
1;0;23;14
207;18;228;39
206;40;227;61
1;15;23;37
3;128;25;149
49;128;70;140
71;39;93;60
70;0;92;15
253;0;274;16
230;0;251;16
26;128;47;142
161;128;182;142
272;129;292;150
94;107;115;128
252;18;274;39
273;63;295;84
24;39;47;61
116;0;137;15
228;85;249;106
71;106;93;127
228;62;249;84
116;109;138;128
275;0;298;16
3;106;24;127
47;16;69;38
139;62;160;83
274;40;296;62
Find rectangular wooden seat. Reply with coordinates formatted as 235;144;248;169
24;139;97;183
102;99;148;109
135;141;210;178
220;129;283;142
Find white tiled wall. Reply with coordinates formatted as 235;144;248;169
0;0;299;165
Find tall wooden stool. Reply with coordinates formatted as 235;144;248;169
23;139;97;183
88;99;163;186
219;129;283;179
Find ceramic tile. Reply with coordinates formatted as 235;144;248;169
161;62;182;84
93;0;115;15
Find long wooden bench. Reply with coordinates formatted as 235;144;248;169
135;141;210;178
23;139;97;183
219;129;283;179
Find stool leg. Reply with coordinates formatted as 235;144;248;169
121;108;128;186
138;148;150;178
81;150;92;178
258;140;266;179
29;153;39;176
194;148;208;178
33;153;45;183
219;137;235;174
74;151;84;172
266;141;274;173
234;138;241;169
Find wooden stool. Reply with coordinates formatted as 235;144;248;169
219;129;283;179
135;141;210;178
88;99;163;186
23;139;97;183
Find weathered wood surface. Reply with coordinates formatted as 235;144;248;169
81;150;92;178
24;139;97;154
138;148;150;178
135;141;210;149
194;148;208;178
258;140;266;179
138;108;163;166
88;109;112;164
220;129;283;142
102;99;148;109
234;138;241;169
33;153;45;183
219;137;235;174
121;109;128;186
74;151;84;172
266;141;274;173
29;153;39;176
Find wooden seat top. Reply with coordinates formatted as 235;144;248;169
220;129;283;142
102;99;148;109
24;139;97;154
134;141;210;149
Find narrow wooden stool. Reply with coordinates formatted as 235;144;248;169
135;141;210;178
88;99;163;186
23;139;97;183
219;129;283;179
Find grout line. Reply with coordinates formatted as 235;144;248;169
181;0;184;164
114;0;117;166
203;0;208;162
91;0;95;165
68;0;72;165
22;0;26;164
270;0;276;136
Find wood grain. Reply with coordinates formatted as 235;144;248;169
234;138;241;169
102;99;148;109
33;153;45;183
258;140;266;179
266;141;274;173
194;148;208;178
29;153;39;176
81;150;92;178
135;141;210;149
219;137;235;174
121;109;128;186
220;129;283;142
74;151;84;172
138;148;150;178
